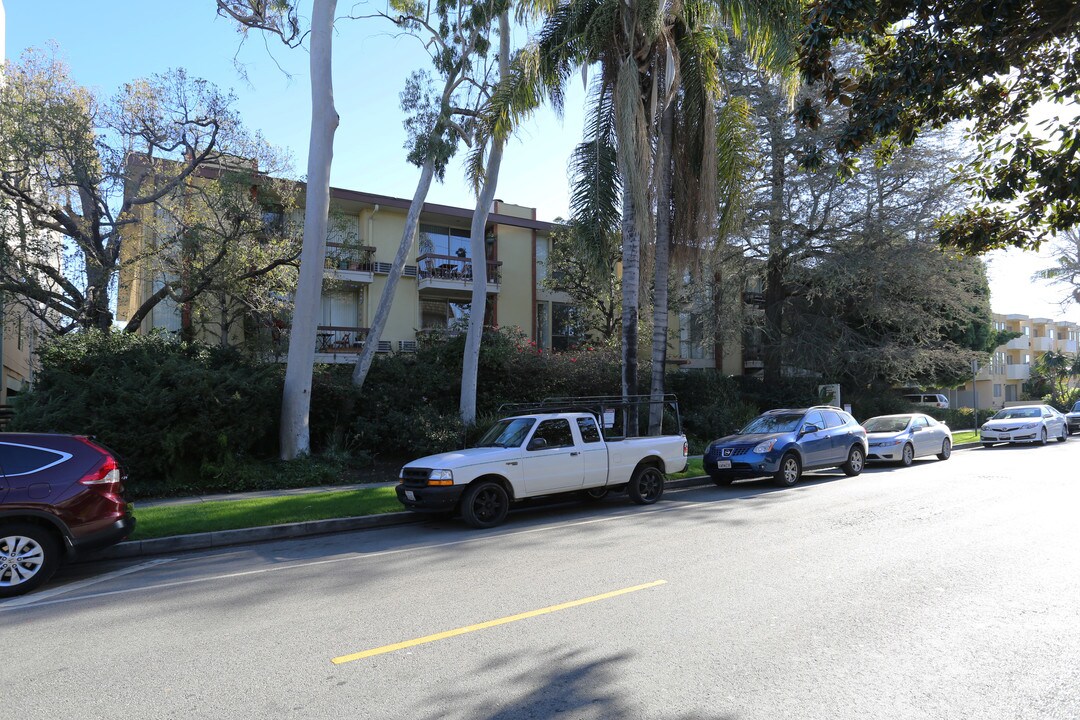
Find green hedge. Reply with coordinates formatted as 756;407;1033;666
13;328;865;495
11;331;281;496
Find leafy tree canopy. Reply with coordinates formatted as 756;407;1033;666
796;0;1080;254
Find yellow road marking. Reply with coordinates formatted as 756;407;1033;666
331;579;667;665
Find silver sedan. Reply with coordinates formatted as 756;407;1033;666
980;405;1069;446
863;413;953;466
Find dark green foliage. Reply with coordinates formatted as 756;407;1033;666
797;0;1080;252
350;327;620;458
668;371;821;450
11;331;280;496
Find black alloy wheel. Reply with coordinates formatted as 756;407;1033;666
461;481;510;529
629;466;665;505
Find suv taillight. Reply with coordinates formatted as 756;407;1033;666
683;440;688;457
80;455;121;487
75;437;124;497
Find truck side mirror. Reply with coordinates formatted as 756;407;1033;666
527;437;548;451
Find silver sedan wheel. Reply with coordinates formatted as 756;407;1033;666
0;535;46;588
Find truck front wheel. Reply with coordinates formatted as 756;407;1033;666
628;466;665;505
461;481;510;529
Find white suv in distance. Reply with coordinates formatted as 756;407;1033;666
902;393;949;409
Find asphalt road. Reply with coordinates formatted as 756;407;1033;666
4;440;1079;719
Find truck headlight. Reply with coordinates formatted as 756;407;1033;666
428;469;454;486
752;438;776;454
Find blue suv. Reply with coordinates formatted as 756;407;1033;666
703;407;868;487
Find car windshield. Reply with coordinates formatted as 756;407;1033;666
991;407;1040;420
741;413;804;434
864;416;911;433
474;418;536;447
1073;402;1080;413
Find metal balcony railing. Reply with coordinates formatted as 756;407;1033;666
325;244;376;272
417;253;502;284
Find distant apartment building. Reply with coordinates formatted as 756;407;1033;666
117;180;606;359
945;313;1080;410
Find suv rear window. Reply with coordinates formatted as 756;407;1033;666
0;442;71;477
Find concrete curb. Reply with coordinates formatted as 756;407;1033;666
87;474;715;561
89;443;982;561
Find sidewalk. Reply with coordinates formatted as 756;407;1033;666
96;444;982;561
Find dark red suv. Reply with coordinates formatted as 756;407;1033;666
0;433;135;597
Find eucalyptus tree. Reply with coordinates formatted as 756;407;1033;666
216;0;340;459
352;0;507;393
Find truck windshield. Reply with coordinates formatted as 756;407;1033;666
474;418;536;448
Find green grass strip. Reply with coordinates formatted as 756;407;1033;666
667;457;704;481
952;430;979;444
130;487;403;540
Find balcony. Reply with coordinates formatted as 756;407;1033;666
1005;336;1030;350
1032;336;1053;352
324;244;375;283
1006;363;1030;381
417;254;502;293
742;291;765;308
314;325;371;363
1060;339;1079;354
743;344;765;369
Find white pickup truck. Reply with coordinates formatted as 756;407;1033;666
396;408;688;528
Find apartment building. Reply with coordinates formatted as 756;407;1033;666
117;180;613;358
945;313;1080;410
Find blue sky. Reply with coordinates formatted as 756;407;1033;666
3;0;585;223
3;0;1078;323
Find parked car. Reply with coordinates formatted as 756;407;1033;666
0;433;135;598
980;405;1069;446
862;413;953;466
1066;401;1080;435
703;406;868;487
901;393;950;409
396;398;688;528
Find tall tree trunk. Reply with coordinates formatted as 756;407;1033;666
83;259;113;331
459;9;510;426
763;108;786;384
620;188;640;430
648;102;675;434
352;159;435;388
280;0;339;460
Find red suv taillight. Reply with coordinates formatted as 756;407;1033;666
683;440;689;457
75;437;124;500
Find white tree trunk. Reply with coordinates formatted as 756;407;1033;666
352;159;435;388
459;9;511;426
280;0;339;460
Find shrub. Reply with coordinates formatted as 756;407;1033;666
11;331;280;495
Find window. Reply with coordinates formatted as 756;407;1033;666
535;236;548;283
911;416;929;429
419;224;471;258
530;419;574;449
551;303;583;351
320;289;364;328
0;442;70;477
421;299;472;331
1023;326;1030;335
993;384;1002;398
821;410;845;428
679;312;708;360
536;302;550;350
804;411;825;429
576;417;602;443
1023;354;1030;364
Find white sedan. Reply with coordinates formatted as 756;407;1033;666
863;413;953;466
980;405;1069;446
